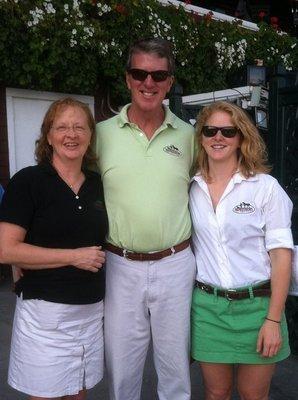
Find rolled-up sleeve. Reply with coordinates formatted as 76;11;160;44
264;180;294;251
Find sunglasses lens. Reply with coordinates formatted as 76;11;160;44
202;127;218;137
129;69;148;81
221;128;238;138
151;71;170;82
128;69;170;82
202;126;238;138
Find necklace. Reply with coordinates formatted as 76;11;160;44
55;168;84;193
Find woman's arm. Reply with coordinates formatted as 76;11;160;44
0;222;105;273
257;247;292;357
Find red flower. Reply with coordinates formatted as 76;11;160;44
258;11;266;20
270;16;279;29
115;4;127;15
204;11;213;23
191;12;201;23
185;0;192;4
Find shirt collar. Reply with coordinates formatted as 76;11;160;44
191;171;259;185
117;104;178;129
39;161;94;180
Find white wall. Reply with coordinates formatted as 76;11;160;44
6;88;94;177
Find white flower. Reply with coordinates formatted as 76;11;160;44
73;0;79;10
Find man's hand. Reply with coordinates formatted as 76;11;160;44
12;265;24;282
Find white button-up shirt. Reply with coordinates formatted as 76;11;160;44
189;172;294;289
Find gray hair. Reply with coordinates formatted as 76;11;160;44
126;38;175;75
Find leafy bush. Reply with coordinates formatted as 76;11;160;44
0;0;297;104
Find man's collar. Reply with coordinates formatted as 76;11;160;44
163;106;178;129
118;104;131;128
117;104;178;129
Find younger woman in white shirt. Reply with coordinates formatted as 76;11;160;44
190;101;293;400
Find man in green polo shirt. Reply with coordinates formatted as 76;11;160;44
96;38;196;400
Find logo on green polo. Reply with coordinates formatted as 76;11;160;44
163;145;182;157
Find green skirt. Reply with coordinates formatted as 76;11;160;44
191;286;290;364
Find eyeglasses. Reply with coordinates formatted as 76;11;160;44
127;68;171;82
52;125;89;135
202;126;239;138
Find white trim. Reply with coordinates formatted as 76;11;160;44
158;0;259;31
6;87;94;105
6;94;17;176
164;86;252;106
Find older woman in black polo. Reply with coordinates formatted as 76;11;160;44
0;98;108;400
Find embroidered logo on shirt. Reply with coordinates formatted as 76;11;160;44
163;145;182;157
233;202;255;214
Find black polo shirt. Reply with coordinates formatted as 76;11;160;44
0;162;108;304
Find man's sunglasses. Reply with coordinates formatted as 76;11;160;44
202;126;239;138
127;68;171;82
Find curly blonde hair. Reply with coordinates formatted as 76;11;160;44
195;101;270;181
35;97;97;168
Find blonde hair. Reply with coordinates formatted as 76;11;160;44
35;97;97;168
195;101;270;181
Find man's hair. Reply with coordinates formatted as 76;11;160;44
195;101;270;181
126;38;175;75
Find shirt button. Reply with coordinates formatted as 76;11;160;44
78;206;82;210
75;195;79;199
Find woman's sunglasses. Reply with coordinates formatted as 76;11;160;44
127;68;171;82
202;126;239;138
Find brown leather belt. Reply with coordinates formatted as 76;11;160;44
195;280;271;301
105;239;190;261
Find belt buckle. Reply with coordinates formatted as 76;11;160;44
225;289;236;301
123;248;138;261
123;249;133;259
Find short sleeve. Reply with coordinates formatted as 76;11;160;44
0;168;36;230
264;179;294;251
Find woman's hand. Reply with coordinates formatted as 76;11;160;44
72;246;105;272
256;319;282;357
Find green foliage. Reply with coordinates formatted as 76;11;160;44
0;0;297;105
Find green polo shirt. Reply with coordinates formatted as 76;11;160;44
95;104;196;252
